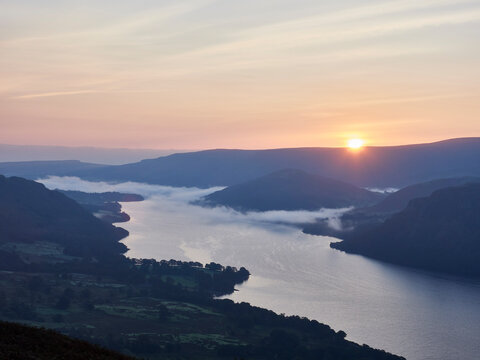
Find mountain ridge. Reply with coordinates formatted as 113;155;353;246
0;137;479;188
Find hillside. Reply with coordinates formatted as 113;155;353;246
0;261;403;360
200;169;382;211
331;183;480;277
303;176;480;237
362;176;480;215
0;175;128;258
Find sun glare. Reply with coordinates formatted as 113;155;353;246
347;138;364;149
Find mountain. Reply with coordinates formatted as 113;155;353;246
0;175;128;258
0;321;134;360
1;138;479;188
0;160;106;180
362;176;480;215
199;169;383;211
331;183;480;277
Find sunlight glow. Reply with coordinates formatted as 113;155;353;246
347;138;364;149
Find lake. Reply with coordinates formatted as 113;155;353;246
40;176;480;360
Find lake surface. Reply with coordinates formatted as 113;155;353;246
40;177;480;360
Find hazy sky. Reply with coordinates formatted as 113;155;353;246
1;0;480;149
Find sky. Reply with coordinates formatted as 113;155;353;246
1;0;480;149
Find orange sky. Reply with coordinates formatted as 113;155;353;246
1;0;480;149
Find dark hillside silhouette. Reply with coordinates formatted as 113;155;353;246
0;175;128;257
332;183;480;277
362;176;480;215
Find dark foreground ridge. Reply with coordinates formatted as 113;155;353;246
0;175;404;359
0;321;134;360
332;183;480;277
199;169;382;211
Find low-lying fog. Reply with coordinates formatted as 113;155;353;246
39;176;480;360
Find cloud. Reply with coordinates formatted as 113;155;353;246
12;90;99;99
191;7;480;61
1;0;218;46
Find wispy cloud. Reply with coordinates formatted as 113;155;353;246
12;90;99;99
1;0;218;46
183;7;480;63
321;93;477;109
257;0;478;29
2;0;480;148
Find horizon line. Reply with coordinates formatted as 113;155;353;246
1;136;479;154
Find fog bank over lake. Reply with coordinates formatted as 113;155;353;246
39;176;480;360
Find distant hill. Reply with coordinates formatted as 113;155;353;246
1;138;479;188
0;144;187;165
0;175;128;258
0;321;134;360
72;137;480;188
362;177;480;215
331;183;480;277
0;160;106;179
200;169;382;211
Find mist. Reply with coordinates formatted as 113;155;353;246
365;187;398;194
38;176;349;228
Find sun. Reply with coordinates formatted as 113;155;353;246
347;138;364;149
